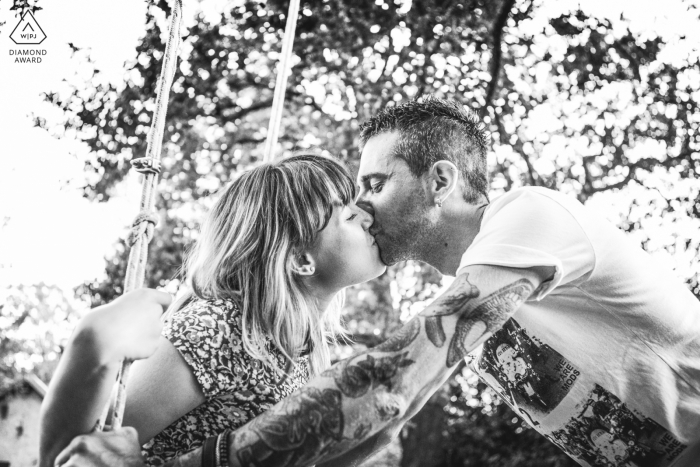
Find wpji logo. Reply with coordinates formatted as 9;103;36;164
10;11;46;45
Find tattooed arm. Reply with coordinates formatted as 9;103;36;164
56;265;547;467
214;265;542;467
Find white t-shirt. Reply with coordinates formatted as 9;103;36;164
458;187;700;467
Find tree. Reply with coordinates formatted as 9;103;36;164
0;0;42;32
37;0;700;464
0;284;80;390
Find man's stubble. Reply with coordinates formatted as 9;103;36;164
375;193;435;267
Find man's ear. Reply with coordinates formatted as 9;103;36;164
292;252;316;276
428;160;458;205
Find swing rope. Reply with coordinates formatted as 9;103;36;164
263;0;300;162
99;0;184;431
100;0;301;430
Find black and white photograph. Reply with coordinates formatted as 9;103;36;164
1;0;699;466
476;318;579;419
547;384;688;467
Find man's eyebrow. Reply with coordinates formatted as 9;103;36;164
359;172;389;185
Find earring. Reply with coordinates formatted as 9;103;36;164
436;198;442;208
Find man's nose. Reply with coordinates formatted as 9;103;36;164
356;198;375;217
358;207;374;231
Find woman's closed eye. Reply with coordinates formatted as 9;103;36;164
347;213;358;221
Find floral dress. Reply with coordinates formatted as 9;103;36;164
141;298;310;466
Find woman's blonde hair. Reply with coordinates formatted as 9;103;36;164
180;154;355;376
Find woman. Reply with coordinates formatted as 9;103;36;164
40;154;386;466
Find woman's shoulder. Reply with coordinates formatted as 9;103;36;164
163;296;247;396
177;296;240;319
167;296;240;332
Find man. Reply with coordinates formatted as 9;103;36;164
352;97;700;466
54;97;700;467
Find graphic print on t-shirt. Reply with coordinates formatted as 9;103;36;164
473;319;689;467
476;318;580;423
545;384;687;467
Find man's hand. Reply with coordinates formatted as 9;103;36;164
54;427;146;467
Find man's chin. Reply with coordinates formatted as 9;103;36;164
376;242;401;267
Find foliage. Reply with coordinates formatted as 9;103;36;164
27;0;700;464
0;284;81;391
41;0;700;295
434;367;578;466
0;0;42;34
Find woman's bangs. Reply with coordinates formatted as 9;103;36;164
317;159;355;205
278;155;355;239
307;158;356;233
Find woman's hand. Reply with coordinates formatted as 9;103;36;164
55;427;146;467
76;288;172;363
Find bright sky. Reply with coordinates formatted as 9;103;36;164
0;0;697;293
0;0;232;290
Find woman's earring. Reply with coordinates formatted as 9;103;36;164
435;198;442;208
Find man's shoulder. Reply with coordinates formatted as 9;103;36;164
485;186;584;222
491;186;578;204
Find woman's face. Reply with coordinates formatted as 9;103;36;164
309;200;387;290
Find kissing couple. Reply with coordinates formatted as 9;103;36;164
42;96;700;467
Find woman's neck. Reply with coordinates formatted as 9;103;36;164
304;281;340;316
310;290;337;315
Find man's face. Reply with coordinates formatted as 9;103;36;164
496;345;526;381
356;131;432;265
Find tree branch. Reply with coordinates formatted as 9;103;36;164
0;308;31;355
583;150;695;196
519;150;539;186
481;0;516;117
223;98;274;122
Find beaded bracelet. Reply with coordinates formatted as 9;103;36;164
216;430;231;467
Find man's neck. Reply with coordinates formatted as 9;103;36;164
419;200;489;276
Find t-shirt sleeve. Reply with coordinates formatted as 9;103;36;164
163;299;246;400
457;189;596;300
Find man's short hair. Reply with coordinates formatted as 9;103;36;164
359;96;489;204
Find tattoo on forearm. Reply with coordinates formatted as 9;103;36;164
164;447;201;467
372;318;420;352
232;346;418;467
425;317;446;347
423;274;480;348
236;388;344;467
211;276;529;467
446;279;533;367
423;274;481;317
333;352;415;398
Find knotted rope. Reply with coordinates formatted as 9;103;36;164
98;0;184;431
99;0;300;431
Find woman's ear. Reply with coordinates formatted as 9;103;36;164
429;160;458;206
292;252;316;276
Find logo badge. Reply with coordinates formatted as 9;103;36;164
10;11;46;45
